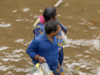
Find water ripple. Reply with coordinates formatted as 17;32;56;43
0;46;9;51
0;24;11;27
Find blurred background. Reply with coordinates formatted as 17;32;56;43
0;0;100;75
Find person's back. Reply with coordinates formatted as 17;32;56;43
33;23;45;38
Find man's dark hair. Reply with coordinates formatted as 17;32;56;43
43;7;56;22
45;20;58;34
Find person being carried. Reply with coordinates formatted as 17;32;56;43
33;7;67;75
26;20;60;75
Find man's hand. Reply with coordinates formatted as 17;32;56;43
57;62;60;69
38;56;46;64
59;49;61;52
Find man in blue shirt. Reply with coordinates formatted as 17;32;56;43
33;7;67;75
26;20;60;74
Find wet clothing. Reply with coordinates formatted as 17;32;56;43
33;19;67;75
57;66;65;75
33;22;67;65
26;33;59;72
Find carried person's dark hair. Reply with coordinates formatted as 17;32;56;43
43;7;56;22
45;20;58;34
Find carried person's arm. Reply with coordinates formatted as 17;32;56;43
56;18;67;33
58;22;67;33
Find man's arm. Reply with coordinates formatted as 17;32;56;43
26;39;46;63
26;39;38;59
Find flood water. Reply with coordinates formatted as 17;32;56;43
0;0;100;75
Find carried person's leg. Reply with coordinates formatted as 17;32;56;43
57;66;65;75
59;47;64;66
57;47;65;75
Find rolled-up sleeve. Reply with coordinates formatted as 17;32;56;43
26;39;38;59
56;18;67;33
58;22;67;33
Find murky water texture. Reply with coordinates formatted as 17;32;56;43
0;0;100;75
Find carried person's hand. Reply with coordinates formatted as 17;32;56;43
38;56;46;64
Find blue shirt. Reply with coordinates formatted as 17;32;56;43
26;33;59;72
33;22;67;50
33;19;67;66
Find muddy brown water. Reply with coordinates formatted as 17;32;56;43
0;0;100;75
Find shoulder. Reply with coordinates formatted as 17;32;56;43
35;23;45;30
35;33;45;41
36;23;45;27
